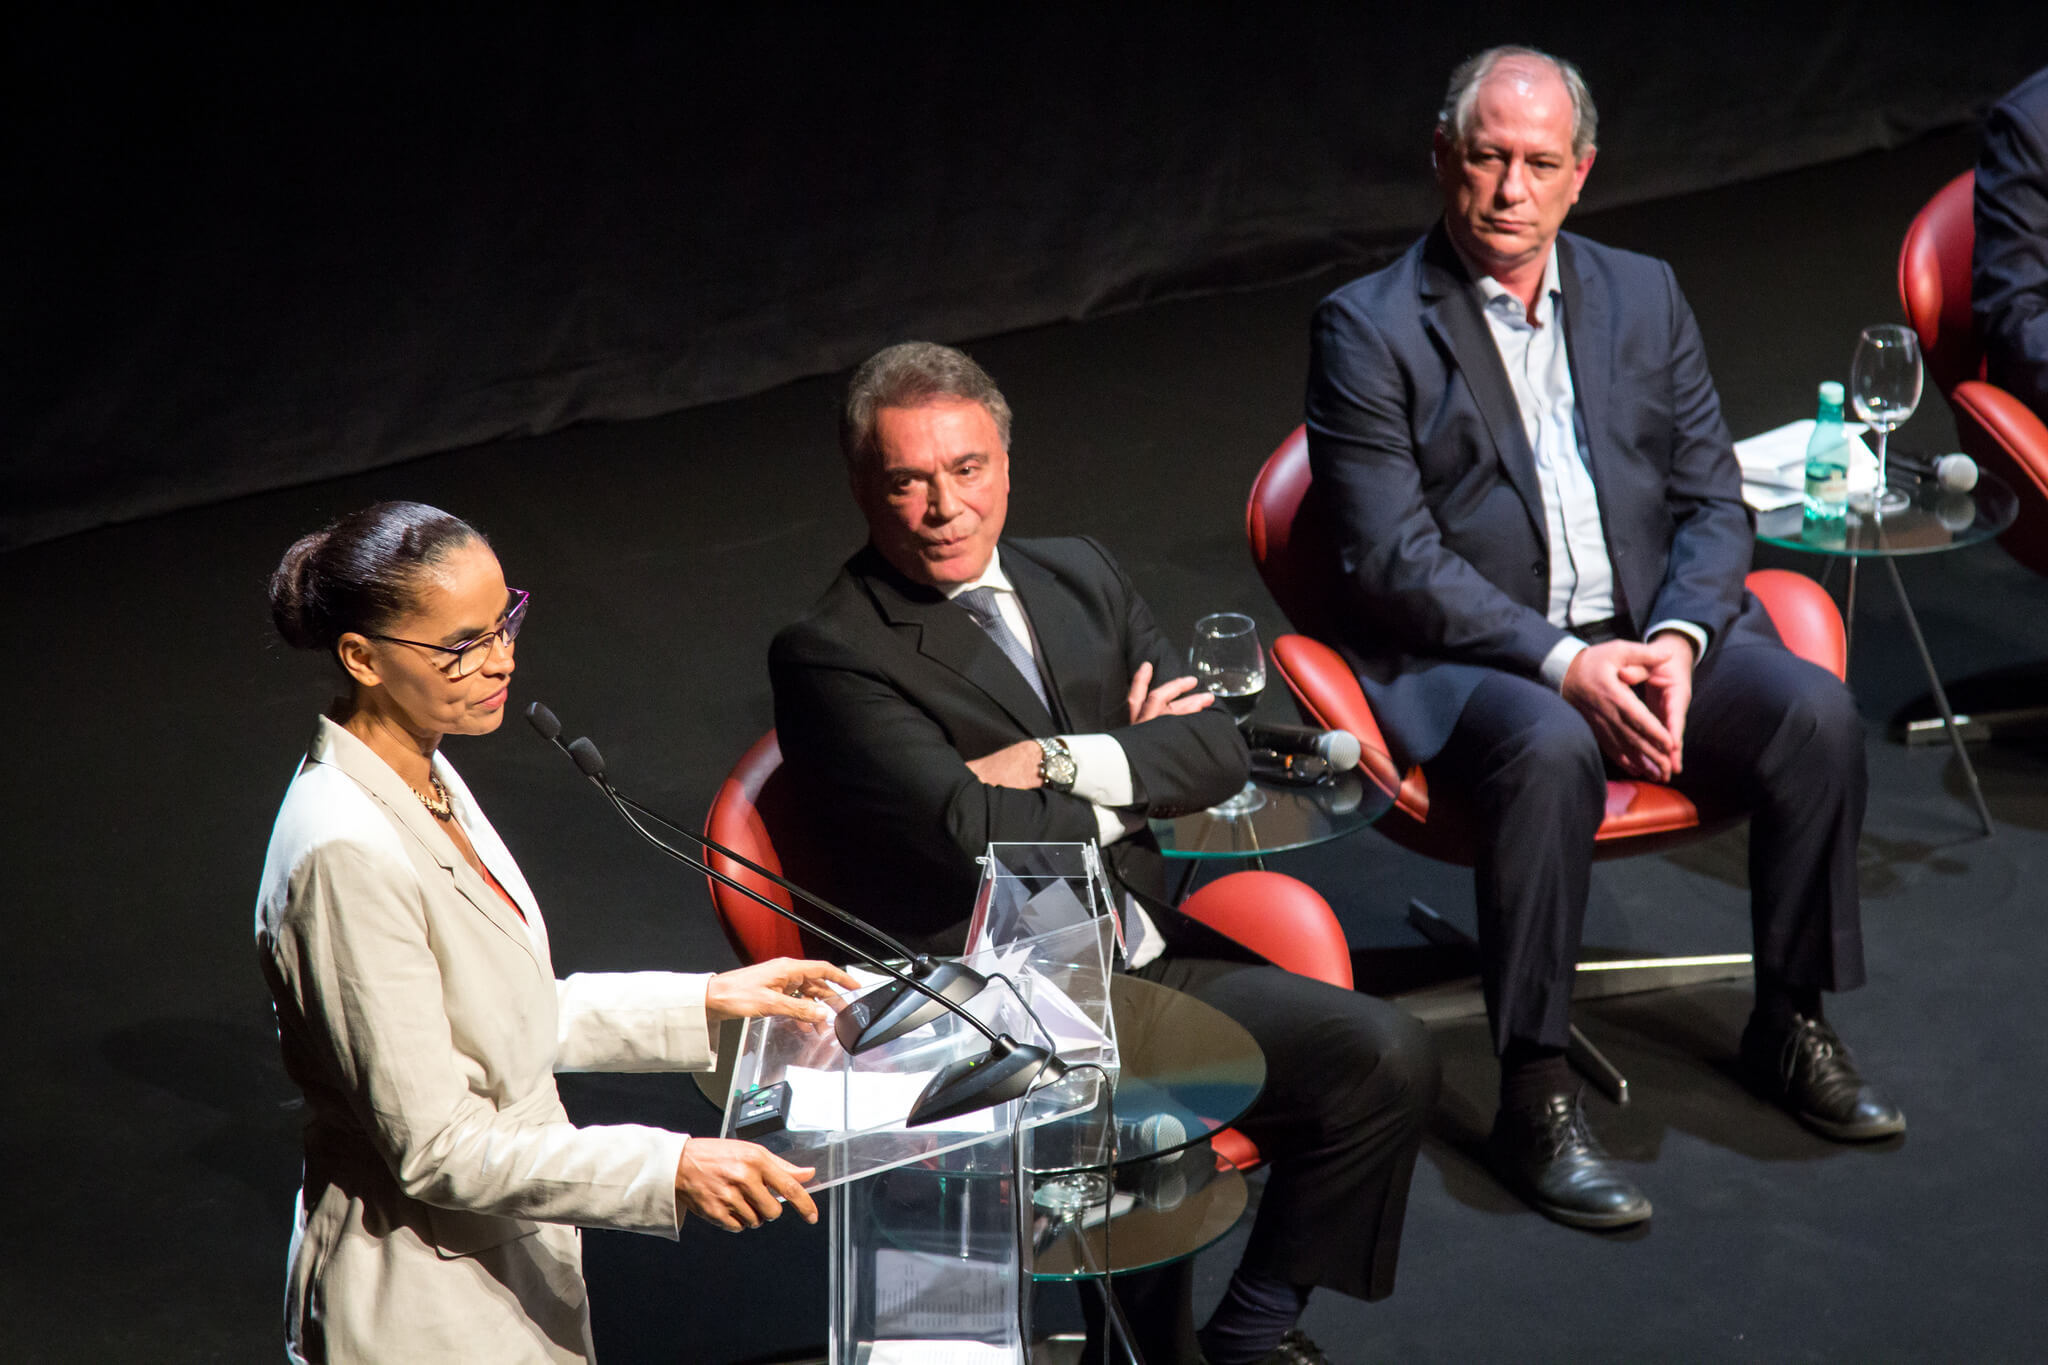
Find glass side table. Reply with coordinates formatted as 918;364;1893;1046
1756;466;2019;834
1148;769;1393;900
1026;974;1266;1280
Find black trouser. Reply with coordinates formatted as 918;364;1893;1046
1421;638;1868;1056
1085;933;1438;1362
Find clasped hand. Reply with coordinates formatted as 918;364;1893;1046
964;661;1213;789
1560;634;1695;782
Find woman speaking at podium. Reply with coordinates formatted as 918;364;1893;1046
255;501;856;1363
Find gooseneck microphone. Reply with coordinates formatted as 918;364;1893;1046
525;703;1066;1125
1241;721;1363;772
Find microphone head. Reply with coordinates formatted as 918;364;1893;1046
1935;453;1978;492
566;736;607;778
1318;728;1363;772
525;702;562;742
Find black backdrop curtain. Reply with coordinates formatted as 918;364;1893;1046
8;4;2046;550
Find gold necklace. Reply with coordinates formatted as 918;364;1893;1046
414;773;454;821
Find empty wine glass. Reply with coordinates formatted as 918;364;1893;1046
1849;324;1922;515
1189;613;1265;816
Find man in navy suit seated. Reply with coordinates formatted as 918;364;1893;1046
1975;64;2048;421
1304;46;1903;1230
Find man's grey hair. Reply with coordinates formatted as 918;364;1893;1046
840;341;1014;475
1438;45;1598;160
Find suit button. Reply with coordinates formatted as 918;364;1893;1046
1531;563;1544;577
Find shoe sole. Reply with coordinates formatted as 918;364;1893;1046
1796;1109;1907;1142
1530;1195;1654;1230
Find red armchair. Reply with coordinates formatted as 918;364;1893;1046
1898;171;2048;580
1246;427;1851;1099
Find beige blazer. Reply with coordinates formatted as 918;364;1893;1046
256;717;717;1364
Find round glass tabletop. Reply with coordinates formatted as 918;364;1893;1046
1755;466;2018;558
1029;1154;1248;1280
1148;769;1392;860
1026;975;1266;1175
1023;976;1264;1279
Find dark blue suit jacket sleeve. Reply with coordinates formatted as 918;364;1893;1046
1975;68;2048;419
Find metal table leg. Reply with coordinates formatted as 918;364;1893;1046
1884;556;1995;836
1398;901;1748;1106
1842;557;1858;669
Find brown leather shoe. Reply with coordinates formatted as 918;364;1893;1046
1742;1012;1906;1141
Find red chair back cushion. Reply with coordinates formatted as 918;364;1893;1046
1246;427;1344;639
1899;171;1984;396
702;732;807;964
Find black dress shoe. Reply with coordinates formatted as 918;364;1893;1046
1254;1330;1331;1365
1196;1327;1330;1365
1486;1090;1652;1229
1741;1011;1906;1141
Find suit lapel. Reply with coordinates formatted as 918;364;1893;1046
312;717;544;972
856;549;1058;734
1556;234;1611;488
436;755;551;966
1417;225;1547;542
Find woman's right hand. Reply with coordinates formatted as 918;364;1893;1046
675;1138;818;1232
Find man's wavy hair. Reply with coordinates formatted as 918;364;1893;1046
840;342;1013;476
1438;45;1598;160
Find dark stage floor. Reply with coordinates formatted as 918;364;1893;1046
7;125;2048;1361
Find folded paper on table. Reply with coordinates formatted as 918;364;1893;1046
1735;418;1876;511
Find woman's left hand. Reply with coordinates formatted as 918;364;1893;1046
706;958;862;1028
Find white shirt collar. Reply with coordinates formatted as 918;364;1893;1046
940;546;1015;601
1453;237;1562;327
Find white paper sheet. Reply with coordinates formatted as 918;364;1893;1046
1735;419;1877;511
782;1064;996;1134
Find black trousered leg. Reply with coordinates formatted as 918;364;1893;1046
1420;641;1867;1055
1095;949;1438;1361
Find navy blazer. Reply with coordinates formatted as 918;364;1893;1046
769;536;1250;956
1974;65;2048;420
1304;224;1770;768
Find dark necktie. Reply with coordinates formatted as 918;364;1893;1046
955;586;1050;712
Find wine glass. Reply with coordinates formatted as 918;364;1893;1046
1849;324;1922;515
1189;613;1265;816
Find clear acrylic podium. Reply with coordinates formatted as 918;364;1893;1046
721;844;1122;1364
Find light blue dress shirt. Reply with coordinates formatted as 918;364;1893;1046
1457;243;1708;687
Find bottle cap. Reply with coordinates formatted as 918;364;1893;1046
1818;380;1845;404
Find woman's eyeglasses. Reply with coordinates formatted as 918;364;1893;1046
366;589;529;679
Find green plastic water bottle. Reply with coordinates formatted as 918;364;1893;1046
1803;381;1849;521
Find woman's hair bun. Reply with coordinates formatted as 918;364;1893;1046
268;530;331;651
267;502;482;659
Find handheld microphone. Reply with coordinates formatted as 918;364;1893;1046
524;703;1065;1125
1893;452;1979;492
1116;1111;1188;1159
1241;721;1363;772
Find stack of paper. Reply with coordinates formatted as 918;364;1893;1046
1734;419;1878;511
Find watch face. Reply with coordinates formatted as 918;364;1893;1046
1040;741;1078;787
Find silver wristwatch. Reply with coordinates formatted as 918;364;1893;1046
1036;736;1078;792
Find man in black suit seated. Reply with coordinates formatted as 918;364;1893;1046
772;341;1437;1365
1303;47;1903;1230
1976;64;2048;420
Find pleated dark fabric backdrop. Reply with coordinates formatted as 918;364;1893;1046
9;4;2047;549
